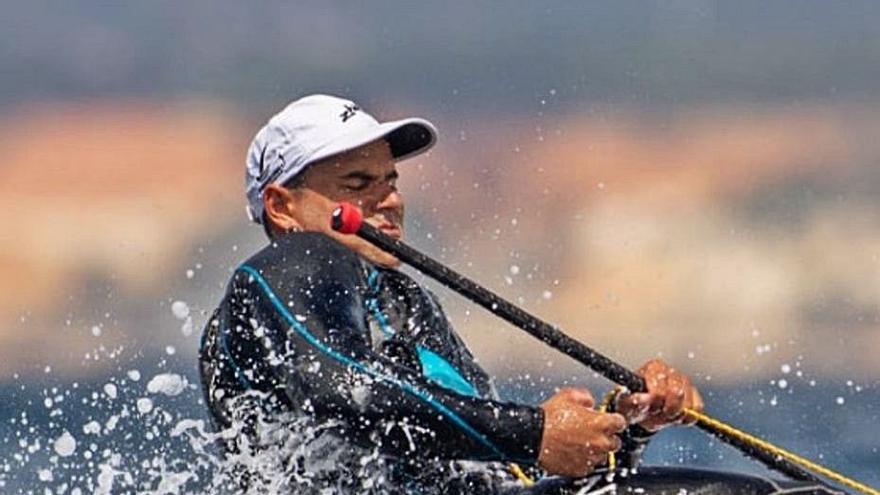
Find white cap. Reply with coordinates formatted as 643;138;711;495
245;94;437;224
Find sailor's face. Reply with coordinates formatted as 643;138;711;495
298;139;404;239
272;139;405;267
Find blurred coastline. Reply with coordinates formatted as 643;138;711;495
2;99;880;385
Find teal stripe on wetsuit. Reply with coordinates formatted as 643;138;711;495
238;264;506;460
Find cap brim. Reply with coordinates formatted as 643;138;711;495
275;118;437;188
382;118;437;161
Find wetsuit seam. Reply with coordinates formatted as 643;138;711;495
366;269;394;336
367;268;380;290
368;297;396;337
237;263;508;461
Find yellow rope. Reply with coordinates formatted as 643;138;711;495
509;463;535;486
683;408;880;495
598;386;626;471
508;391;880;495
510;387;625;485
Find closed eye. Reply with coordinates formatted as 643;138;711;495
339;170;398;191
343;181;370;192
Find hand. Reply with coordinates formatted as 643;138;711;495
614;358;704;432
537;387;627;477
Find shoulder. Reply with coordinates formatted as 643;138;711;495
236;232;367;290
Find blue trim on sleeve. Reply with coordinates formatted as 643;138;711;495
237;264;506;460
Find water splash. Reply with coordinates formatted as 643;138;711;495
0;369;506;494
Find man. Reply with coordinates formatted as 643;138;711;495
199;94;704;494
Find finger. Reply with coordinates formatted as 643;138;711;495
598;433;623;455
638;358;664;376
601;413;627;434
615;393;651;422
683;386;705;426
646;370;668;414
588;412;623;436
583;438;609;460
681;384;698;426
663;373;687;420
590;435;622;457
608;434;623;453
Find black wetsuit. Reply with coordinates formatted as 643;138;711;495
198;232;833;495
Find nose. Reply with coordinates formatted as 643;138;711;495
377;187;403;211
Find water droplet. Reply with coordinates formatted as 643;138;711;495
171;301;190;320
103;383;117;399
137;398;154;414
53;431;76;457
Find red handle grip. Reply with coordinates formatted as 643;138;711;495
330;202;363;234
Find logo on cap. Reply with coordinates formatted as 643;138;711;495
340;104;360;123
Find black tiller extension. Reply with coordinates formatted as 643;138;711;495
331;203;833;488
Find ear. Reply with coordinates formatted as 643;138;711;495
262;184;301;232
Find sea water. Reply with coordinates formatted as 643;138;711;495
0;356;876;493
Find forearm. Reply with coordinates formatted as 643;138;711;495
287;344;544;463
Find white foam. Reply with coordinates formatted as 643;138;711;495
147;373;187;396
